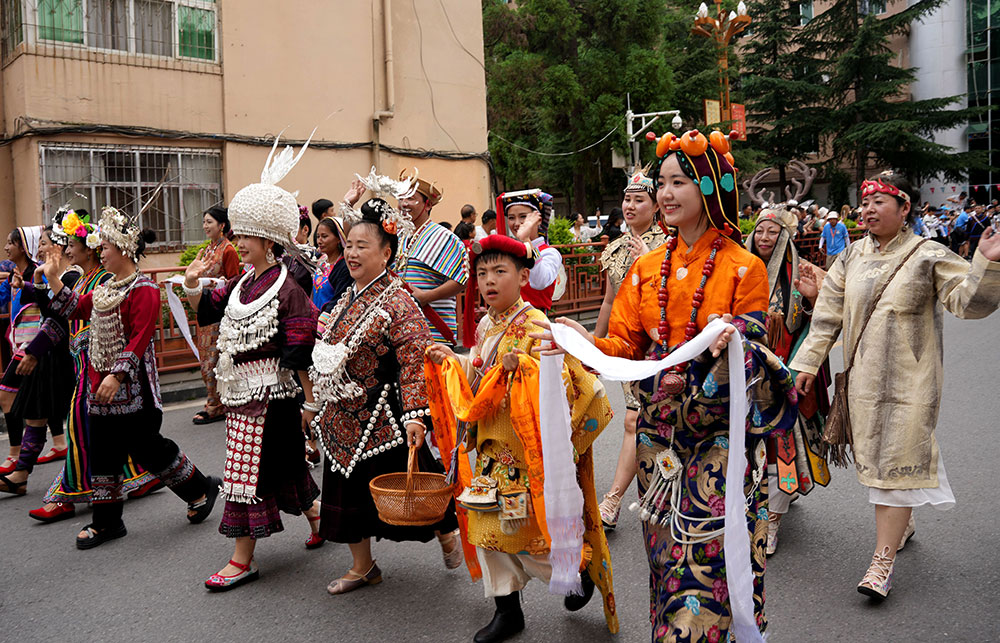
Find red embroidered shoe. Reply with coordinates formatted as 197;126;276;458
36;446;68;464
29;502;76;523
305;514;324;549
127;479;165;500
0;456;16;475
204;559;259;592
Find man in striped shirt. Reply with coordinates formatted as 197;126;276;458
396;171;469;344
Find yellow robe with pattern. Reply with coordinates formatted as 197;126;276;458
434;298;618;632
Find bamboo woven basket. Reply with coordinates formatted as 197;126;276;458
369;445;452;526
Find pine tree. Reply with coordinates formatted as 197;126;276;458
739;0;826;196
803;0;989;191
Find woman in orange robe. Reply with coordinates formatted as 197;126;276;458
536;131;796;642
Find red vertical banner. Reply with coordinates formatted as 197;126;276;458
731;103;747;140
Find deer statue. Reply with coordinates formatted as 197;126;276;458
743;160;817;206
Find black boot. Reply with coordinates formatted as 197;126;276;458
474;592;525;643
563;571;595;612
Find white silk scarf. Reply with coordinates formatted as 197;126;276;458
546;318;763;643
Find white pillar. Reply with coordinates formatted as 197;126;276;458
908;0;968;207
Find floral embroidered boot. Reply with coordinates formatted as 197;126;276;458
857;546;894;600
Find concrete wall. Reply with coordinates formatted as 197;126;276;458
0;0;490;264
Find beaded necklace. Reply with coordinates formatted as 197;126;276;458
655;232;726;396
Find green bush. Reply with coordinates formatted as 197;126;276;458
179;239;241;266
739;218;757;239
547;216;574;249
179;240;210;266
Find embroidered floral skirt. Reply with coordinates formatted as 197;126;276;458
637;433;768;643
218;397;320;539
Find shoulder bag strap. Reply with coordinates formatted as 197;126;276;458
844;238;927;371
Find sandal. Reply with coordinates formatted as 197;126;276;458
187;476;222;524
76;522;127;550
305;513;324;550
204;558;260;592
192;411;225;425
0;472;27;496
327;561;382;595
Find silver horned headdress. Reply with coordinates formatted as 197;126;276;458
229;128;316;247
339;166;417;241
98;206;142;260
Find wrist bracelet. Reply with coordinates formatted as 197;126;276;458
182;281;202;297
302;400;322;413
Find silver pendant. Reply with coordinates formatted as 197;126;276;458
676;266;688;281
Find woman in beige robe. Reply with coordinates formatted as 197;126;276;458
791;172;1000;601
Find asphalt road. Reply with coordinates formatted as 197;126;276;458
3;313;1000;642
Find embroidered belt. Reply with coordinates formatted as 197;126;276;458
217;357;299;408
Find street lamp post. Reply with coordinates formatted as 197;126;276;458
625;100;683;174
692;0;751;124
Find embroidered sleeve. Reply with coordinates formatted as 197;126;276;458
196;274;237;327
111;284;159;382
388;293;434;414
278;280;318;371
24;318;65;357
48;284;93;321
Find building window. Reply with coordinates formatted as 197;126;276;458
28;0;217;61
859;0;887;16
791;0;813;26
1;0;26;57
40;144;223;248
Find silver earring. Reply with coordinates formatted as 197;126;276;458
266;248;275;264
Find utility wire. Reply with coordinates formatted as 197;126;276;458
4;117;490;162
489;124;620;157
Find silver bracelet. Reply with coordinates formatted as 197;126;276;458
302;400;322;413
182;281;202;297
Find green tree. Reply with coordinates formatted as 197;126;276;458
483;0;703;214
803;0;989;192
739;0;826;197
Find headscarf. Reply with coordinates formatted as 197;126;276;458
16;226;42;263
744;206;804;339
652;129;741;242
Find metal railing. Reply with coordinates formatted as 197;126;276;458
2;230;873;374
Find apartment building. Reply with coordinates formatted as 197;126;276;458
747;0;992;207
0;0;489;266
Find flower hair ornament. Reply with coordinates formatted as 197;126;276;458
647;128;742;242
861;170;910;203
52;204;100;249
228;127;317;253
339;166;417;241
